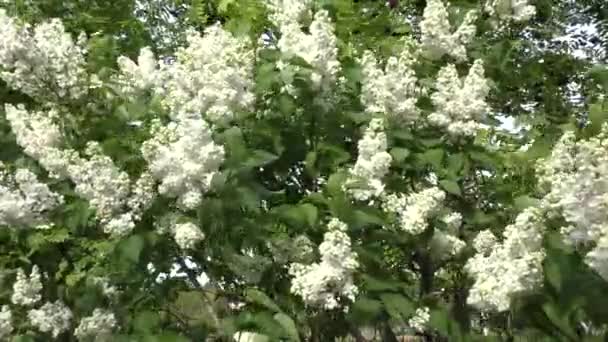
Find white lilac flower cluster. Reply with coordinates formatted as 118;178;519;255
117;24;254;124
408;306;430;333
90;276;120;299
346;118;393;202
11;266;43;306
484;0;536;23
141;118;224;210
431;212;466;257
266;0;312;27
267;0;340;93
428;60;490;137
74;308;117;341
5;105;155;236
116;47;158;95
27;300;73;338
172;222;205;250
383;187;446;235
0;10;88;101
358;46;422;124
420;0;477;61
0;164;63;228
537;128;608;279
472;229;498;254
465;207;545;312
162;25;254;123
0;306;12;340
8;265;74;338
289;218;359;310
5;105;75;179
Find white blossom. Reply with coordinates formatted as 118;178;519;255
473;230;498;254
441;212;463;231
465;207;545;312
537;128;608;279
11;266;43;306
28;300;73;338
0;306;13;340
0;165;63;228
266;0;312;27
6;104;155;236
383;187;446;235
158;24;254;123
142;118;224;210
68;142;130;220
420;0;477;61
485;0;536;23
346;119;393;202
74;308;117;341
0;10;88;100
408;307;430;333
359;46;422;123
431;230;466;257
127;172;156;220
4;104;76;179
172;222;205;250
428;60;490;137
276;10;340;92
90;277;119;299
116;47;158;94
234;331;269;342
289;218;359;310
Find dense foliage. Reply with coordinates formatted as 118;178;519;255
0;0;607;341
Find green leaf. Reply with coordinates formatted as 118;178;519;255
589;102;607;134
514;195;540;210
134;311;160;333
11;336;35;342
119;234;145;263
361;274;399;292
352;208;385;228
350;297;383;322
223;127;247;162
390;147;410;164
326;171;348;196
429;308;449;336
392;130;414;141
446;153;465;176
218;0;236;12
142;332;191;342
245;289;281;312
274;313;300;341
244;150;279;168
274;203;318;228
439;180;461;196
541;302;578;340
380;293;414;320
278;94;296;115
304;151;317;176
418;148;444;169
